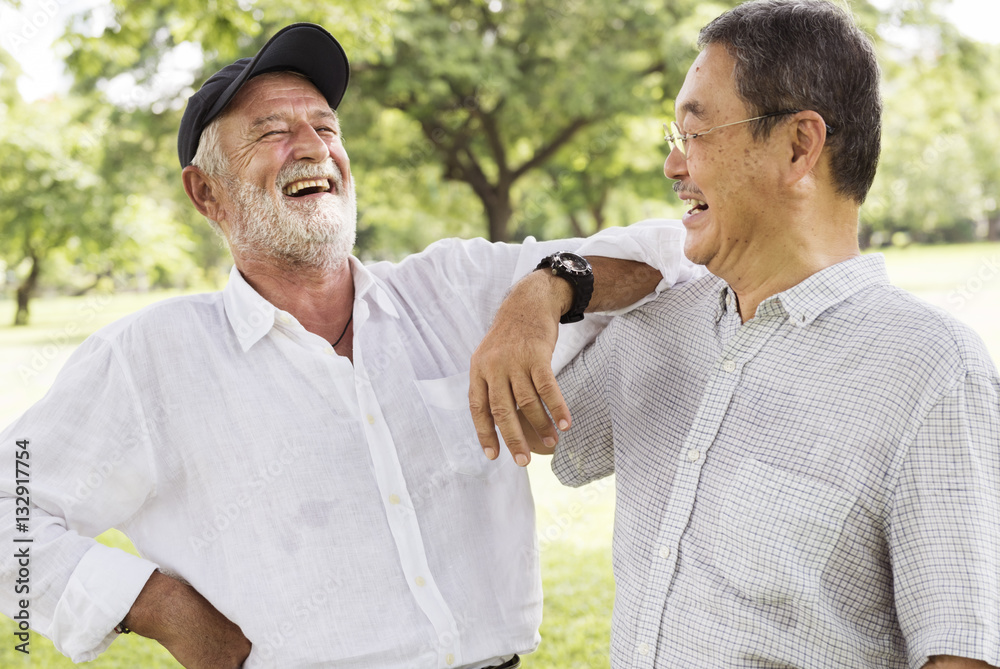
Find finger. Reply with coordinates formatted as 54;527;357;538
510;374;558;451
518;411;553;455
530;366;571;432
487;378;532;467
469;374;501;460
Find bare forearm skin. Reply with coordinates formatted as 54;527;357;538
123;570;251;669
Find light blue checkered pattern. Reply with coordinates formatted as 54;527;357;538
553;254;1000;669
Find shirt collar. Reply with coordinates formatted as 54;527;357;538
222;258;399;352
716;254;891;327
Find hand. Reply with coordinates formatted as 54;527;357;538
470;269;573;467
123;570;252;669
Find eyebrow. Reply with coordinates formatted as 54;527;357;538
248;109;339;132
679;100;707;121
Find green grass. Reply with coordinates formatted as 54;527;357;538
2;241;999;667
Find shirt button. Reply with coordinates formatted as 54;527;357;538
687;449;701;463
415;576;426;587
445;654;455;666
389;494;401;505
366;414;375;425
638;642;650;656
277;313;291;324
722;359;737;373
659;546;671;559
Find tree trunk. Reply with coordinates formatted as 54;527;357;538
14;253;40;326
988;215;1000;242
485;197;513;243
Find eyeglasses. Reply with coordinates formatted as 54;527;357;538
663;109;834;156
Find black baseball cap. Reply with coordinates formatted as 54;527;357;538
177;23;350;168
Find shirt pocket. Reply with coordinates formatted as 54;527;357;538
714;457;854;605
415;372;499;480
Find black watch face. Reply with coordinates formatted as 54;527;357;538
557;253;589;273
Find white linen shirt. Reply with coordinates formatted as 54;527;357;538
0;221;699;668
553;254;1000;669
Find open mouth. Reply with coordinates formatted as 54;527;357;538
282;178;334;198
683;198;709;217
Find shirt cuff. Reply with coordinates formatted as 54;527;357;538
47;542;158;663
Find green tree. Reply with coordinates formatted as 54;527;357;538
0;49;114;325
59;0;751;245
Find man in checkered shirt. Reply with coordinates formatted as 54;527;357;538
471;1;1000;667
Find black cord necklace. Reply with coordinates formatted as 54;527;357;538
331;313;353;348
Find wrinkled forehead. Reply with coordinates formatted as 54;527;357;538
225;71;333;118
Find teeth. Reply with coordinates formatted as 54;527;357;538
686;199;706;209
282;178;331;196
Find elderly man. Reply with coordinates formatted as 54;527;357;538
0;23;698;669
475;1;1000;668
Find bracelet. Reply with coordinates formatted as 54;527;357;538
114;621;132;635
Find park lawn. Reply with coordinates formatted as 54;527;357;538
1;241;999;668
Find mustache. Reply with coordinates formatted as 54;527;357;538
672;181;705;198
275;159;345;191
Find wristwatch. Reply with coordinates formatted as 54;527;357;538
535;252;594;324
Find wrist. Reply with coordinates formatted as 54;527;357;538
534;252;594;323
527;269;574;319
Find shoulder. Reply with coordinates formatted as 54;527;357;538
845;285;997;381
614;271;724;332
366;237;520;281
89;292;226;352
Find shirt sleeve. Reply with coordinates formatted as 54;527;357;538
887;369;1000;669
550;318;619;487
520;218;699;374
0;335;159;662
377;218;694;372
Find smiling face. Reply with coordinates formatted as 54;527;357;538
211;72;356;269
664;44;786;274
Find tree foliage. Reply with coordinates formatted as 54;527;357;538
2;0;999;324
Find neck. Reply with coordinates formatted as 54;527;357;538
720;199;860;323
235;252;356;356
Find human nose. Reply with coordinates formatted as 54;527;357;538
664;145;687;181
290;123;330;162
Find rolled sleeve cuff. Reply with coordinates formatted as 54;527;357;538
907;628;1000;669
48;542;158;663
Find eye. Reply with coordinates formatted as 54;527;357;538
261;130;286;139
316;126;338;135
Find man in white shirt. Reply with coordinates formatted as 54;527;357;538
0;23;696;668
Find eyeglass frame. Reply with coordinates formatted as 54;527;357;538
663;109;835;156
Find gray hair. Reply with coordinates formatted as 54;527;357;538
189;114;230;233
699;0;882;204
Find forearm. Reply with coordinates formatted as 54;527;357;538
586;256;662;313
124;570;251;669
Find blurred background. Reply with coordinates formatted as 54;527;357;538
0;0;998;326
1;0;999;667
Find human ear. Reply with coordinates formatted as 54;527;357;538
182;166;226;223
787;111;828;179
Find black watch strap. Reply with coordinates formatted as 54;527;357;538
535;252;595;324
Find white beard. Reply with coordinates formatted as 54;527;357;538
224;159;357;271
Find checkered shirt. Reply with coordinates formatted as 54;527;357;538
553;254;1000;669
